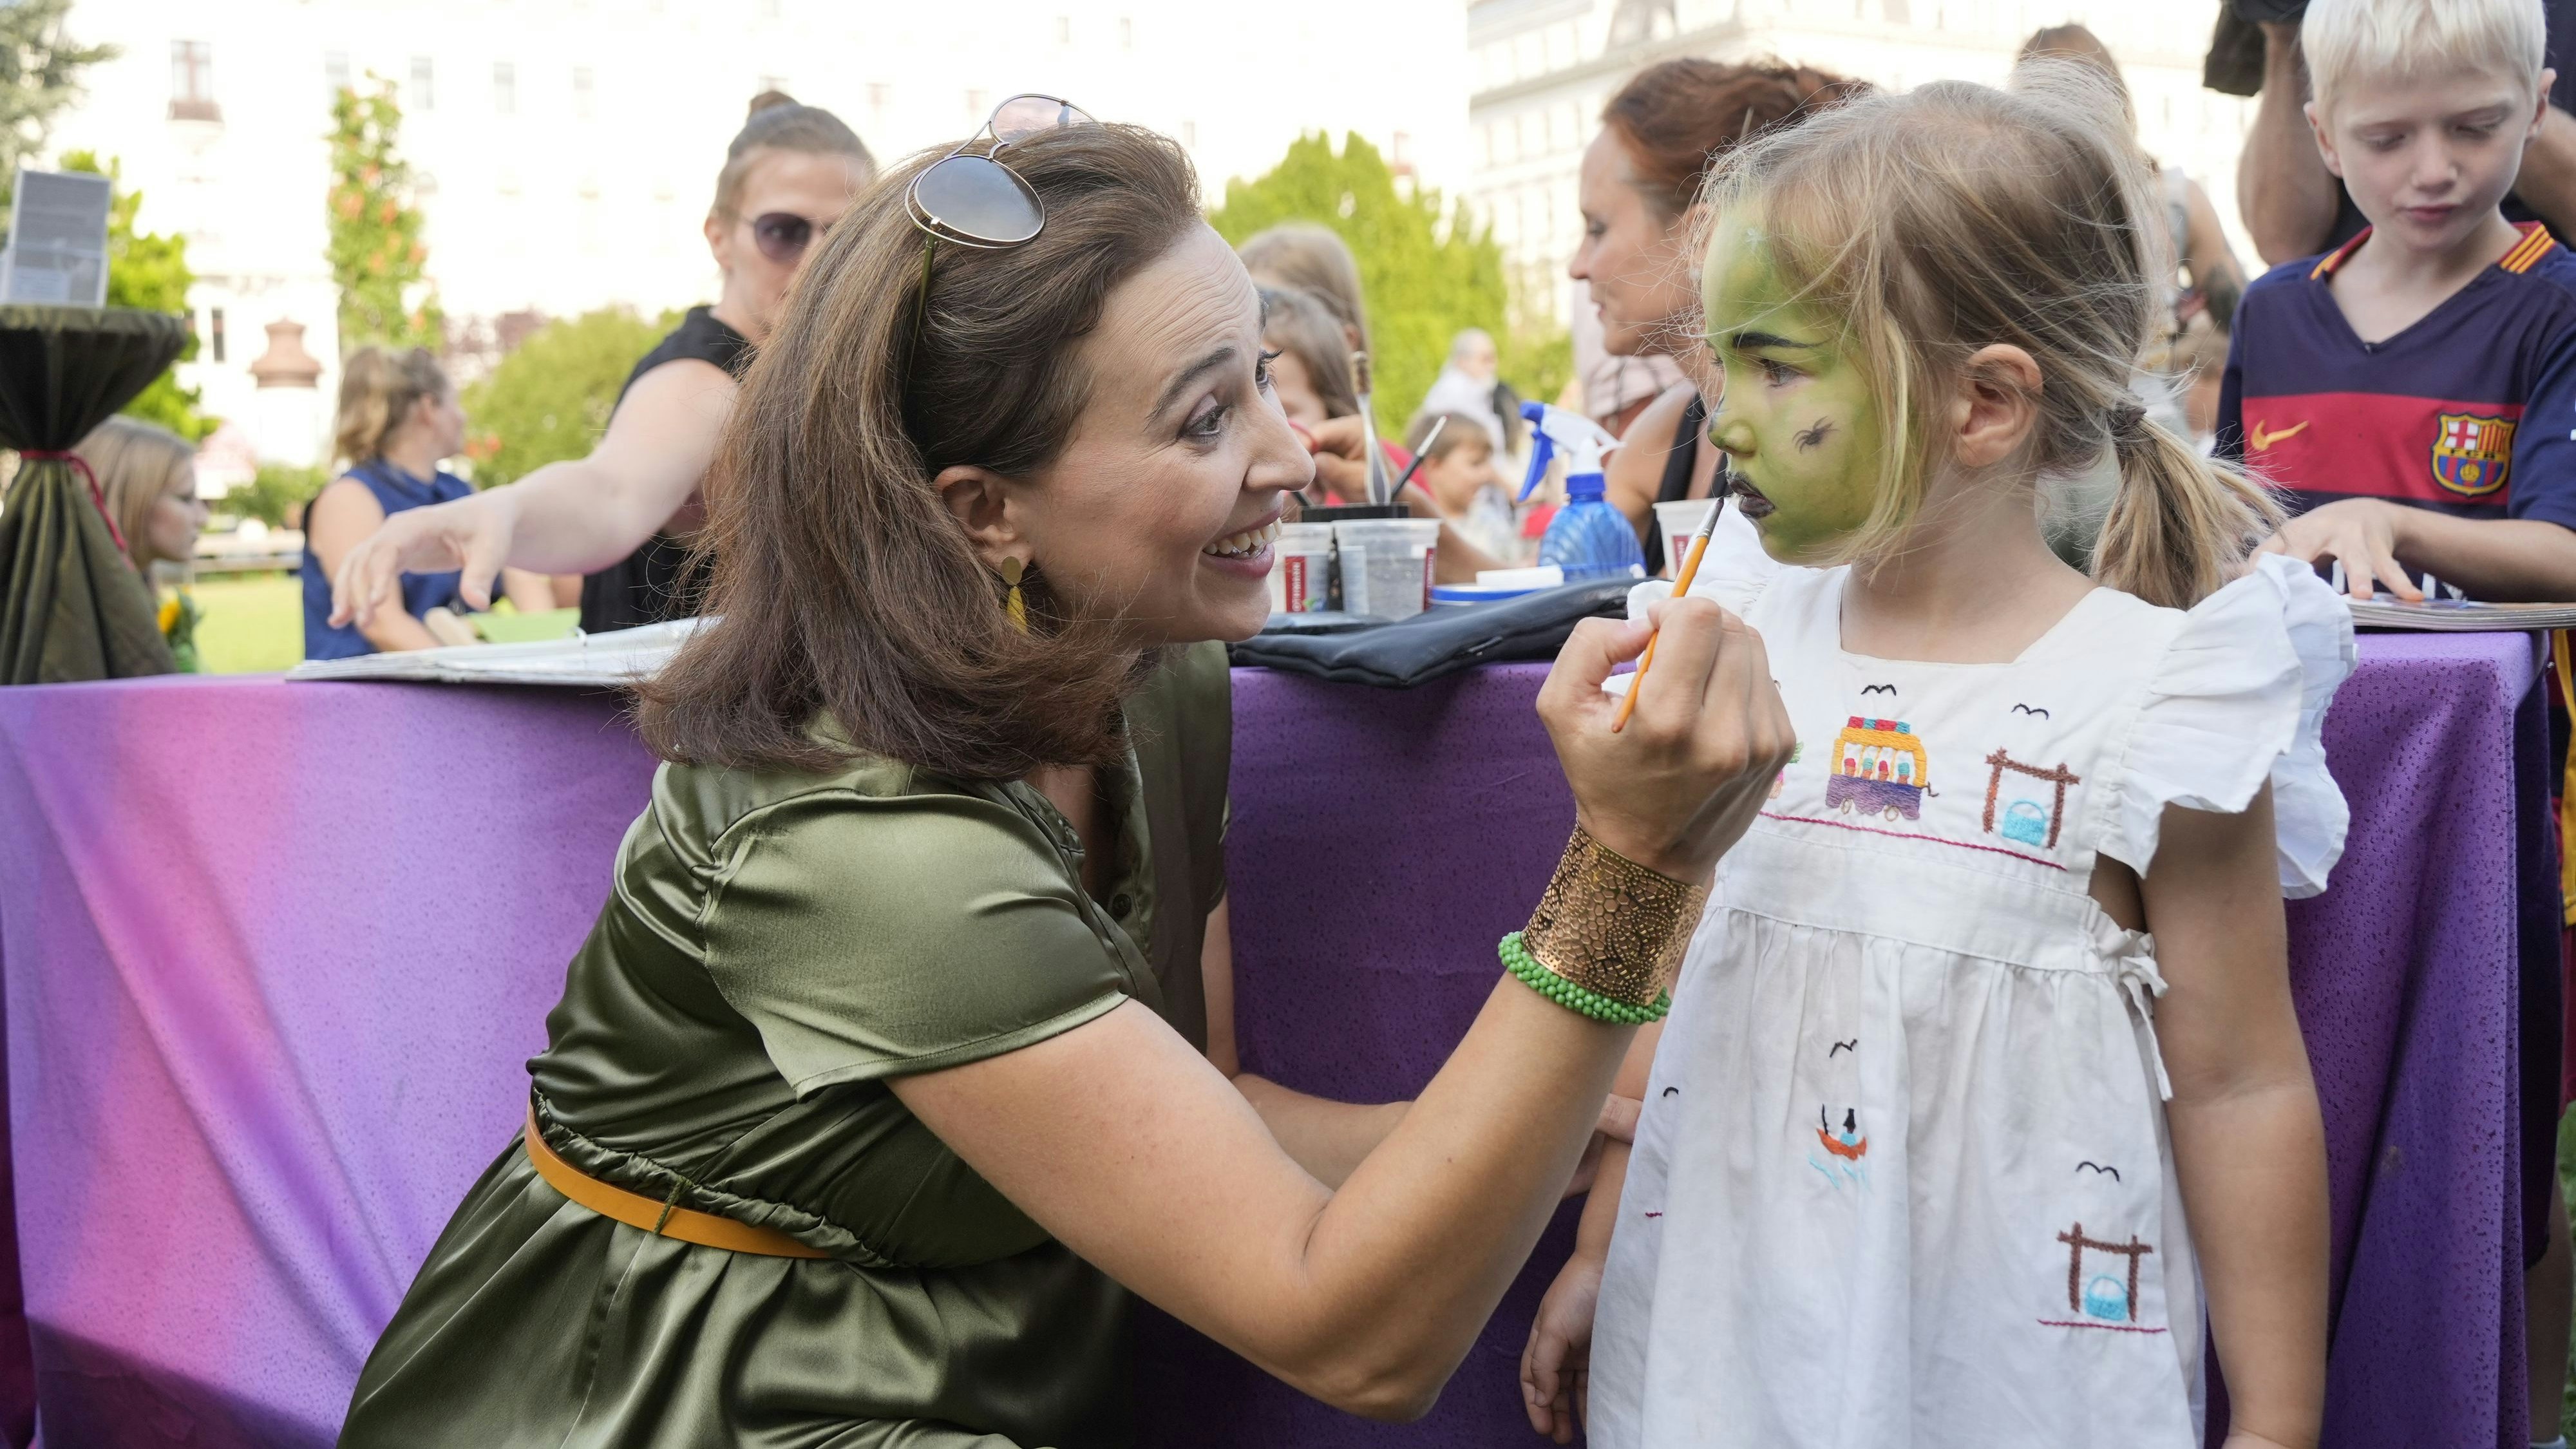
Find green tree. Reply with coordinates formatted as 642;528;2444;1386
226;462;328;528
460;308;672;487
59;151;212;441
327;79;441;352
1211;133;1562;437
0;1;113;193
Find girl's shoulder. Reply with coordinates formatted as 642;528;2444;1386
2079;553;2357;896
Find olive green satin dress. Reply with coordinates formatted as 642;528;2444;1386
338;644;1231;1448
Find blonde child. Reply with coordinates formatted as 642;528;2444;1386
1404;410;1522;562
75;416;207;575
1521;68;2349;1448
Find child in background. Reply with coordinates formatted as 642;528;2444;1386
1405;410;1523;563
75;416;207;577
1522;66;2346;1448
2221;0;2576;603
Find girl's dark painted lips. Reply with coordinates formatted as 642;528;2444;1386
1727;469;1776;520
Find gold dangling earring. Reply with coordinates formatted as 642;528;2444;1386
998;556;1028;632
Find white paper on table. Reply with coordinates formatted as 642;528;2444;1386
286;618;706;687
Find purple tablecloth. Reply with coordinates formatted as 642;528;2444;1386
0;635;2544;1448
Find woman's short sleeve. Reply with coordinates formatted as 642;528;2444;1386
700;791;1132;1094
2096;551;2357;896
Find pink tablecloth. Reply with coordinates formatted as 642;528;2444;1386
0;634;2547;1447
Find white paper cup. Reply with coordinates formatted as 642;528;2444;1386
1268;522;1334;614
1653;498;1719;578
1333;517;1443;619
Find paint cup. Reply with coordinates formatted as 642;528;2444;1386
1268;522;1334;614
1332;517;1442;620
1653;498;1719;578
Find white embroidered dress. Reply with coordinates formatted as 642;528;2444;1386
1587;507;2354;1448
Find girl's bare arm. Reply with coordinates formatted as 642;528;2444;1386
2145;787;2327;1449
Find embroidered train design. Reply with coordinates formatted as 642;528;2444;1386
1826;717;1929;822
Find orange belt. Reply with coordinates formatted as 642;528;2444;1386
522;1105;830;1259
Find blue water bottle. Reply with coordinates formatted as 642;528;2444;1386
1519;401;1642;582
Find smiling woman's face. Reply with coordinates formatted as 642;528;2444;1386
1003;225;1313;645
1700;209;1886;562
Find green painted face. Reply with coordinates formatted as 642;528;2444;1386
1699;211;1888;562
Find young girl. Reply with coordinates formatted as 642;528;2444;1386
1521;71;2346;1448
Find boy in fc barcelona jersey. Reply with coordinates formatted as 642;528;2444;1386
2217;0;2576;601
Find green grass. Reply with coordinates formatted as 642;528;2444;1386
185;573;305;674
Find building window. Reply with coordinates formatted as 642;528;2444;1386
1119;16;1133;48
408;56;433;113
325;50;350;100
170;40;218;122
493;61;515;115
209;307;226;364
965;88;987;121
1180;119;1197;149
1055;15;1070;43
573;66;594;119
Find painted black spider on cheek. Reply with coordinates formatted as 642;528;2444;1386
1794;418;1836;451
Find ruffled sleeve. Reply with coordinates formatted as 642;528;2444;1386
2096;551;2357;898
1624;497;1782;623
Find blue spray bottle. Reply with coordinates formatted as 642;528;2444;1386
1519;401;1642;582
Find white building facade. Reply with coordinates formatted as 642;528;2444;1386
53;0;1475;469
1468;0;2260;346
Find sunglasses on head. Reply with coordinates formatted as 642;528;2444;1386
905;93;1097;249
744;211;828;266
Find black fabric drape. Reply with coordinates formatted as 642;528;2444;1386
0;306;187;684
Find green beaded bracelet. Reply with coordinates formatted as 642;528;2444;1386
1499;932;1671;1025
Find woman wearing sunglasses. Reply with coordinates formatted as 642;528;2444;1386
327;90;872;639
337;107;1788;1448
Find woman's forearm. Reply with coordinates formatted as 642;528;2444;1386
1280;981;1632;1416
489;457;683;576
2169;1081;2329;1448
1235;1074;1409;1189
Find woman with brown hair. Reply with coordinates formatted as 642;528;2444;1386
337;112;1788;1446
325;90;873;637
1573;57;1863;571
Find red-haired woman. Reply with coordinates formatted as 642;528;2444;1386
1573;59;1863;572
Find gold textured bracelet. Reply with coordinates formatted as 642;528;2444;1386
1520;826;1710;1008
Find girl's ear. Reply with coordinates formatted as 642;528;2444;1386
1950;344;2043;469
938;464;1028;571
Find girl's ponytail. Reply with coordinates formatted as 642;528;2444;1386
2092;402;2282;611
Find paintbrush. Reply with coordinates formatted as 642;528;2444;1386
1613;470;1734;734
1389;415;1447;497
1352;350;1389;504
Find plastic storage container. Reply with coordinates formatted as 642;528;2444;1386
1653;498;1719;578
1333;517;1441;620
1267;522;1334;614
